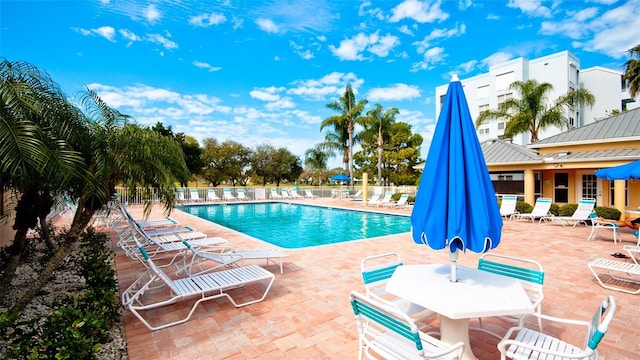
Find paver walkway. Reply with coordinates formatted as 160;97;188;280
112;198;640;359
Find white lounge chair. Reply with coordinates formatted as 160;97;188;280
373;191;393;207
236;188;251;201
121;244;275;331
543;198;596;227
381;193;410;208
270;189;283;199
624;244;640;264
517;197;551;223
207;189;221;202
360;253;437;332
586;211;619;243
348;189;363;199
366;193;381;206
588;258;640;294
223;188;237;201
176;189;185;202
498;295;616;360
476;253;544;335
499;195;518;220
189;189;202;202
349;291;464;360
226;248;289;274
288;189;303;199
304;189;317;199
281;189;293;199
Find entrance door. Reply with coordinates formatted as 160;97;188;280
554;173;569;203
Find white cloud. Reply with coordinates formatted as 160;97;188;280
119;29;140;43
398;25;414;36
539;7;598;39
189;12;227;27
288;72;364;100
507;0;552;18
265;97;296;110
146;33;178;50
143;4;161;24
290;40;315;59
358;1;385;20
481;51;514;67
192;61;222;72
250;87;283;101
571;0;640;58
410;46;446;72
412;24;466;54
389;0;449;23
367;84;421;101
256;18;280;33
329;31;399;61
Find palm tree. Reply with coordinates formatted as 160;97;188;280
365;104;399;185
304;145;329;185
624;44;640;98
321;83;368;185
4;86;190;313
476;79;595;143
0;59;88;305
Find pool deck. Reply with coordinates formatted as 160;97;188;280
112;198;640;359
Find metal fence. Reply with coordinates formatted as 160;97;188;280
114;185;419;205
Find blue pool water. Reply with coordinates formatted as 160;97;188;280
180;202;411;249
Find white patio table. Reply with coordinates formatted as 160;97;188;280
386;263;534;360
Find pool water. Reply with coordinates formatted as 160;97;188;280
180;202;411;249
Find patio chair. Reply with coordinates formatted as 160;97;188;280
499;195;518;220
542;198;596;226
281;189;292;199
349;291;464;360
189;189;202;202
121;243;275;331
270;189;283;199
516;197;551;223
366;193;381;206
381;194;410;209
176;189;185;203
375;191;394;207
624;244;640;264
360;253;436;329
207;189;222;202
236;188;251;201
586;212;619;243
476;253;544;335
304;189;317;199
223;188;237;201
348;189;363;199
225;248;289;274
288;189;303;199
587;257;640;294
497;295;616;360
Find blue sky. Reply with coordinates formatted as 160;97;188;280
2;0;639;168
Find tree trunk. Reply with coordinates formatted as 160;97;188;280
0;227;29;306
39;214;54;250
9;206;95;314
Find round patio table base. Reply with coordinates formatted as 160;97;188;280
440;316;476;360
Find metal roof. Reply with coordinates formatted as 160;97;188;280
532;107;640;146
481;138;541;165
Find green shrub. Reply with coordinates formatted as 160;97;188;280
391;193;403;202
558;203;577;216
516;201;533;214
549;203;560;216
2;229;120;360
594;206;621;220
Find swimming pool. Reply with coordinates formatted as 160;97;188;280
180;202;411;249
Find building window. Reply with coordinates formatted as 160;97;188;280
609;181;629;207
497;93;512;108
479;127;490;135
497;121;506;130
582;174;597;200
479;104;489;114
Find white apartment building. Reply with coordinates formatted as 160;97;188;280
435;50;639;146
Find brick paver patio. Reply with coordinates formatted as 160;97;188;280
113;198;640;359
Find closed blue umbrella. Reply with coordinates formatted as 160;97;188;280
330;173;351;182
411;75;503;282
595;159;640;180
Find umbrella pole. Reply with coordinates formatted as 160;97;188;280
449;249;459;282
